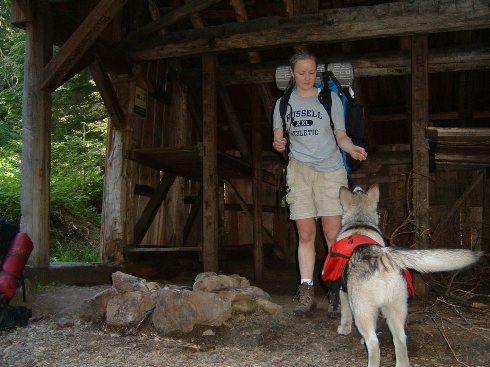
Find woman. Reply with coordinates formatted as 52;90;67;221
272;50;367;315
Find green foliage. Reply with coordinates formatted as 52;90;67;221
51;70;107;221
50;239;99;263
0;1;106;262
0;1;24;133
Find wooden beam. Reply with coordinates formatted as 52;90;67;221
202;55;219;272
187;9;253;163
126;246;201;253
163;70;190;245
432;171;484;239
89;56;126;130
252;94;264;283
483;169;490;252
42;0;127;92
230;0;261;63
426;127;490;144
100;74;129;264
411;35;430;249
229;0;275;120
224;179;275;244
370;110;490;123
183;186;203;245
293;0;319;14
283;0;294;16
219;88;252;161
187;92;203;140
133;173;177;245
225;203;276;212
169;46;490;85
126;0;222;41
20;0;52;267
427;127;490;167
10;0;32;27
128;0;490;60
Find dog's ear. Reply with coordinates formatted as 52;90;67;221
366;184;380;207
339;186;353;210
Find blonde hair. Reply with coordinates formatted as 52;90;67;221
289;50;317;71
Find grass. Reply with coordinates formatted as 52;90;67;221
50;238;99;263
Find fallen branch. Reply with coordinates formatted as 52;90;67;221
121;306;156;337
429;314;470;367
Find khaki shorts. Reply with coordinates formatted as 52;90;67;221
286;158;348;220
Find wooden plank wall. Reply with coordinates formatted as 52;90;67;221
127;60;197;247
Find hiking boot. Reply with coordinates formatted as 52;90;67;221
293;283;315;315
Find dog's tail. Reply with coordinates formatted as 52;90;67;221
385;248;483;273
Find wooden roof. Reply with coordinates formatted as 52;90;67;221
14;0;490;166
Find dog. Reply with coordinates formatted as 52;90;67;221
330;184;483;367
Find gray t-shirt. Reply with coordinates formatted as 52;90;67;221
273;89;346;172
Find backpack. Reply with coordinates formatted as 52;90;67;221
0;217;31;301
0;216;32;330
278;71;366;173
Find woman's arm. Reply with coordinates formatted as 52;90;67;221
335;130;368;161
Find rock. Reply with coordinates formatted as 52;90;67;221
146;282;161;292
190;290;232;326
193;273;249;292
229;274;250;288
218;286;272;302
202;329;215;336
106;291;156;328
256;298;282;315
232;299;257;314
79;288;117;323
152;289;197;334
152;288;232;335
112;271;149;293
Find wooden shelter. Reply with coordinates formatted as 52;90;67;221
11;0;490;282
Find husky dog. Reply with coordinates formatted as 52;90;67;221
334;185;483;367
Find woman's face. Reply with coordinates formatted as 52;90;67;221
291;58;317;93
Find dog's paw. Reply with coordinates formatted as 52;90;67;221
337;324;352;335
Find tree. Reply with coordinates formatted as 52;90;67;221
0;0;107;261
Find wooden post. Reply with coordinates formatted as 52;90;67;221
252;95;264;283
483;169;490;252
202;55;219;272
164;74;189;244
100;75;130;263
411;35;430;249
20;0;52;267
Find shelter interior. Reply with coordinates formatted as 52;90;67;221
11;0;490;282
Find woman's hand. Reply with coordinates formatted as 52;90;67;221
349;146;367;161
273;137;287;152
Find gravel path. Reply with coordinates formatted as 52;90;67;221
1;285;489;367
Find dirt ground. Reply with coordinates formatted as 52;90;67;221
1;257;489;367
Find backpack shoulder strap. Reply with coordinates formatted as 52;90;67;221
278;80;295;161
318;72;333;129
279;80;294;130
